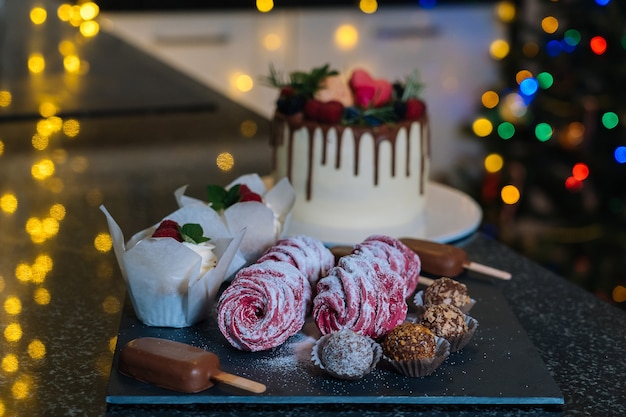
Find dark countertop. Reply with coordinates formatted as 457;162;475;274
0;1;625;416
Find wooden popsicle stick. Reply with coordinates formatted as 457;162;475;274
418;276;435;286
463;262;512;280
213;370;267;394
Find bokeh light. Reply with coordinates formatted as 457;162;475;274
565;176;583;192
614;146;626;163
519;77;539;96
489;39;510;60
28;53;45;74
30;7;47;25
535;123;553;142
497;122;515;139
359;0;378;14
472;118;494;137
495;1;516;23
572;163;589;181
541;16;559;34
256;0;274;13
536;72;554;89
563;29;581;47
484;153;504;173
602;112;619;129
263;33;281;51
216;152;235;171
501;185;520;205
590;36;607;55
481;91;499;109
94;233;113;253
0;193;18;214
0;90;11;107
335;25;359;50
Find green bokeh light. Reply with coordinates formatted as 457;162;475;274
497;122;515;139
535;123;553;142
536;72;554;89
564;29;581;46
602;112;619;129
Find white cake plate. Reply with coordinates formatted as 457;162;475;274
285;181;482;245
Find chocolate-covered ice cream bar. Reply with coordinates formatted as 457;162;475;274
118;337;266;394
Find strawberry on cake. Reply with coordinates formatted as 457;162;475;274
265;65;430;243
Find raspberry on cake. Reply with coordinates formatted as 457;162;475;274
264;65;430;241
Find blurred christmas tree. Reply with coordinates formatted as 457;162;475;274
468;0;626;308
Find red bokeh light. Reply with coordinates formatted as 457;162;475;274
565;176;583;192
572;162;590;181
590;36;607;55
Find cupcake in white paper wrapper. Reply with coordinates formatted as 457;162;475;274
311;329;381;380
381;322;450;377
100;204;246;328
175;173;295;265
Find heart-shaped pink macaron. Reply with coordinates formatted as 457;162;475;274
349;69;393;108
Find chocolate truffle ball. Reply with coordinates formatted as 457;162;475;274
423;277;471;308
420;304;468;339
381;323;436;362
319;329;376;379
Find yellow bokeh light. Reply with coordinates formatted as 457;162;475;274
496;1;516;23
0;140;3;155
0;90;11;107
481;91;500;109
57;4;72;21
63;119;80;137
0;193;18;214
58;40;75;56
94;233;113;253
263;33;282;51
30;7;47;25
240;120;258;137
80;20;100;37
102;296;121;314
28;339;47;360
69;5;83;27
34;288;51;305
80;2;100;20
1;354;19;373
359;0;378;14
335;24;359;50
256;0;274;13
501;184;521;205
216;152;235;172
64;55;81;73
11;377;30;400
32;133;49;151
31;159;55;180
472;118;494;137
39;101;58;117
4;296;22;315
541;16;559;34
233;73;254;92
15;263;33;283
37;117;62;136
49;204;66;220
34;254;53;273
489;39;510;60
485;153;504;173
4;323;22;342
28;53;45;74
42;217;59;237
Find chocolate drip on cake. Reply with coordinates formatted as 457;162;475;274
272;113;426;201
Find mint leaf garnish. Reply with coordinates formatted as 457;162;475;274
206;184;243;212
179;223;210;244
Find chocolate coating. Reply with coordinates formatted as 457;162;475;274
381;323;436;361
420;304;468;339
119;337;218;393
400;238;468;277
423;277;471;308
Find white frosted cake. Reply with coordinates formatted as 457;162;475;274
266;65;430;243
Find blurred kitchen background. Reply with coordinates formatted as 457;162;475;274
2;0;625;310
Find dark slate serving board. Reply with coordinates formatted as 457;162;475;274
106;276;564;406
